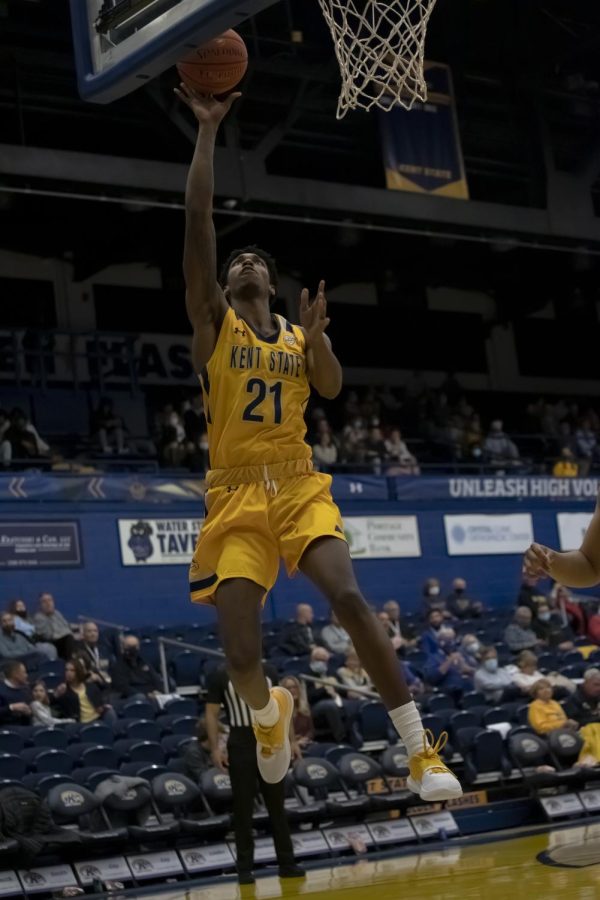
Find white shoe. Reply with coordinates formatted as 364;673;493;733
252;687;294;784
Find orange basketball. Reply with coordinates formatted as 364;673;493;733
176;29;248;95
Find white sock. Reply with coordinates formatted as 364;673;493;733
252;694;279;728
389;701;428;758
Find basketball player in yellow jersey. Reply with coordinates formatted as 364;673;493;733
175;81;461;801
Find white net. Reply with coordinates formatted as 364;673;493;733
317;0;438;119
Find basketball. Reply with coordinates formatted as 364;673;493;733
176;29;248;96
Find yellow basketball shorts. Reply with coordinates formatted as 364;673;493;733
189;471;346;605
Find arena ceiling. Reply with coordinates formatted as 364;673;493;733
1;0;600;308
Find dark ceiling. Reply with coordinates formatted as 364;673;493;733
1;0;600;319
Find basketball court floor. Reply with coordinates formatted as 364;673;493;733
130;823;600;900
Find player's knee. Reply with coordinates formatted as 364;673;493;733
226;642;258;676
329;587;368;621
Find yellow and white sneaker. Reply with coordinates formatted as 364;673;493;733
407;731;463;802
252;686;294;784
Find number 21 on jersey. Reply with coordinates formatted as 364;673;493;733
242;378;282;424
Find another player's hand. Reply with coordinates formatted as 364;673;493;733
211;747;229;771
174;82;241;126
300;280;330;346
523;542;556;580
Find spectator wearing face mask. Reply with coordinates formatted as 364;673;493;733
421;609;455;655
446;579;483;620
474;647;514;704
421;578;449;616
300;647;356;744
458;635;482;675
531;602;575;652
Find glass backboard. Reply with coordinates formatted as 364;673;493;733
70;0;279;103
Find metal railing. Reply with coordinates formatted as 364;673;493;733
157;636;225;694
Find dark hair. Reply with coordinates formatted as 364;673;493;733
219;245;278;290
32;680;50;705
7;598;27;617
4;660;25;679
66;657;87;684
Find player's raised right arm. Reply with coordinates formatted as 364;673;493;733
175;84;241;371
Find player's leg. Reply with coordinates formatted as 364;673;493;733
215;577;294;784
299;537;462;800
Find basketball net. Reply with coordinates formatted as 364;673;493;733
317;0;437;118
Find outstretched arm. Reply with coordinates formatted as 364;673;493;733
300;281;342;399
523;497;600;587
175;84;240;371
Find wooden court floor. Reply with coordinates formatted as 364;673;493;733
141;823;600;900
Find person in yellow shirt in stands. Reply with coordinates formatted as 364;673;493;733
528;679;578;734
552;448;578;478
54;658;116;725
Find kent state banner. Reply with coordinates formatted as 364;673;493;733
379;61;469;199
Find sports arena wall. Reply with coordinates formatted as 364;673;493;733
0;475;596;626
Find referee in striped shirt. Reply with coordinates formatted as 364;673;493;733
205;662;305;885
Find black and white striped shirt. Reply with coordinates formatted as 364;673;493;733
205;664;278;728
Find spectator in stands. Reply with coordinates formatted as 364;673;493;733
337;648;374;699
474;647;514;704
551;584;586;636
446;578;483;620
320;611;351;655
507;650;545;694
423;644;473;700
182;717;213;781
384;429;419;476
527;679;578;735
421;609;456;655
402;661;425;700
381;600;417;651
110;635;165;699
421;577;449;616
75;621;114;690
8;599;55;655
91;398;127;455
280;676;315;749
517;575;548;616
54;658;116;725
278;604;316;657
0;612;51;668
364;425;387;473
531;601;575;652
30;681;76;727
33;593;77;660
458;635;482;674
575;419;597;476
504;607;539;653
552;447;579;478
0;661;32;723
4;410;43;460
301;647;353;743
483;419;520;469
312;432;338;472
564;668;600;726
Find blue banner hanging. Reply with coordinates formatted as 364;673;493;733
379;62;468;199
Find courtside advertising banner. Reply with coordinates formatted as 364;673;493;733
118;518;203;566
0;521;82;568
379;61;468;199
444;514;533;556
344;516;421;559
556;513;593;551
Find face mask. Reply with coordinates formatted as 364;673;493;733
538;612;551;623
311;661;328;675
124;647;138;658
484;659;498;673
466;642;480;655
428;586;440;597
454;588;464;595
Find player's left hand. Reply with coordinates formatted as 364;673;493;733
300;280;330;344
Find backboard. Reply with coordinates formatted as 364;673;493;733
70;0;279;104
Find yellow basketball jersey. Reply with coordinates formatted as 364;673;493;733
199;307;312;470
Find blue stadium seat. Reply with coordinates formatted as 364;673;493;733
352;701;390;744
323;744;356;766
125;719;162;742
537;652;559;672
162;698;198;718
461;691;486;710
23;772;73;795
73;767;120;790
80;746;119;769
161;734;194;759
79;723;114;746
449;710;479;739
0;754;26;780
281;656;309;675
139;639;161;670
0;731;24;755
482;707;511;727
427;693;456;713
41;673;64;690
34;749;73;774
134;764;168;781
560;664;584;679
128;741;165;765
158;715;197;736
120;699;156;720
562;650;584;665
420;714;445;741
32;728;68;750
38;659;65;678
463;730;511;786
